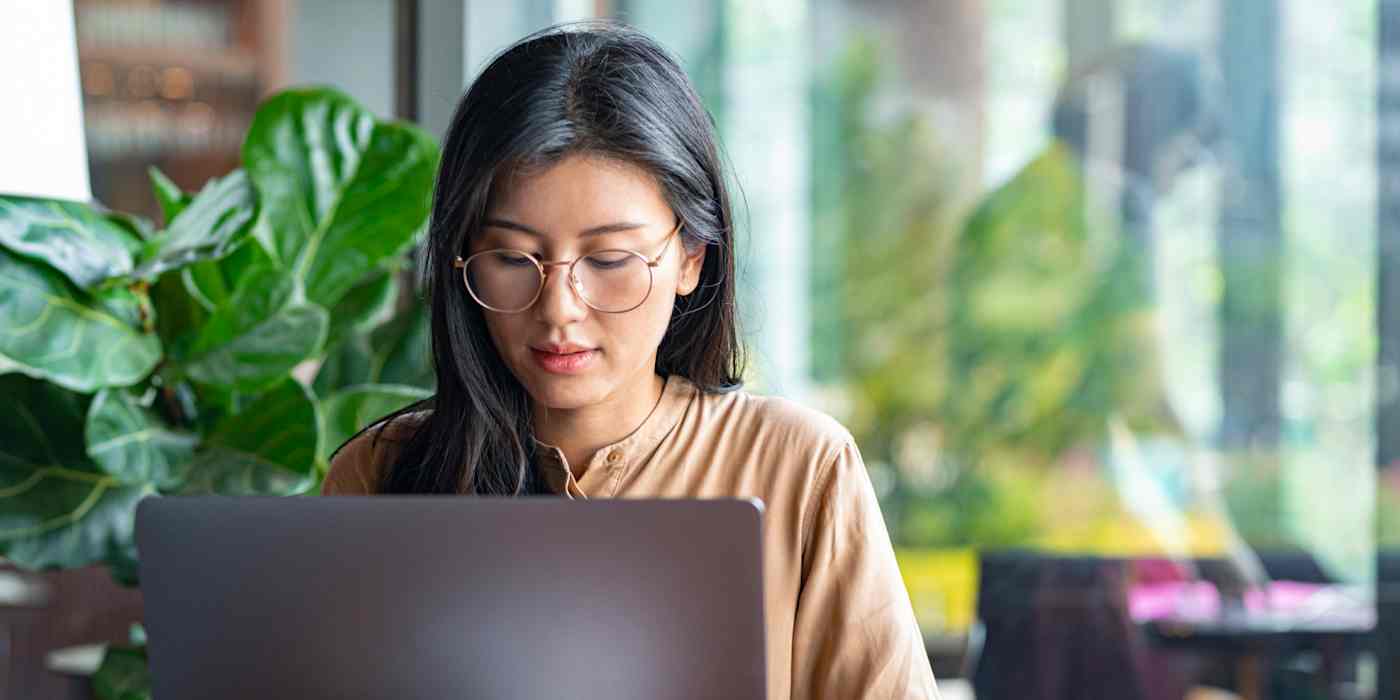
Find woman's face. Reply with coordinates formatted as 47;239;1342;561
470;153;705;412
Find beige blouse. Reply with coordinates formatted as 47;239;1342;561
323;374;941;700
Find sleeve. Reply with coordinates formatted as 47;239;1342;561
791;438;941;700
321;428;386;495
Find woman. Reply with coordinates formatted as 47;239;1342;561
324;22;939;699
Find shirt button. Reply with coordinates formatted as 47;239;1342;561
607;450;623;464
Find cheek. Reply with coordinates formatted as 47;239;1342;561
482;314;523;359
637;289;678;347
593;290;675;362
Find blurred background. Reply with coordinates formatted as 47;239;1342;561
9;0;1400;698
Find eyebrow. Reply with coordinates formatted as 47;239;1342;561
482;218;649;238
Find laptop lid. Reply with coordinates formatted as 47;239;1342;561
136;496;767;699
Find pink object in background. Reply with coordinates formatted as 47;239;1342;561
1130;579;1375;629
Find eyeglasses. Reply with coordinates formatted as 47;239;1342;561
452;219;683;314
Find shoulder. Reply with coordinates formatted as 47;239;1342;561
322;410;429;495
700;390;886;555
696;386;856;464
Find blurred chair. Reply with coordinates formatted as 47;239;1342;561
973;551;1150;700
1371;551;1400;699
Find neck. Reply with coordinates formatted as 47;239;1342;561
532;371;666;479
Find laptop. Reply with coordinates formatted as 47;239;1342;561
135;496;767;699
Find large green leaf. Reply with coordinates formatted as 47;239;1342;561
181;229;276;312
312;306;434;396
148;167;192;225
0;196;144;289
370;307;434;388
149;268;209;352
0;248;161;392
325;267;399;349
0;374;153;572
92;645;151;700
86;389;197;489
183;259;233;312
319;383;430;463
242;88;436;307
312;333;373;397
0;373;91;471
110;211;157;244
175;378;320;496
172;267;328;392
132;169;258;280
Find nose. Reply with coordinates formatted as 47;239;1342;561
533;263;589;325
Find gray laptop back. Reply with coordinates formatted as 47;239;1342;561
136;496;767;699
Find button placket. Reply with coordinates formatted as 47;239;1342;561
537;447;571;495
574;446;613;496
566;478;586;499
602;440;638;496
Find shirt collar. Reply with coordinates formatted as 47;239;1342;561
533;374;697;496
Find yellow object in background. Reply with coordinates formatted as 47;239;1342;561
896;514;1235;635
897;548;978;634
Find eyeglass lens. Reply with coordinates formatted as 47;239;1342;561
464;250;653;313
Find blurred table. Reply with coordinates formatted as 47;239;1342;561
1139;583;1375;700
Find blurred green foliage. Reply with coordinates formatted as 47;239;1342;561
813;34;1283;557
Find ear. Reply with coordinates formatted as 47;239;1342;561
676;241;706;296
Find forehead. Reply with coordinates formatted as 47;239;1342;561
487;154;671;233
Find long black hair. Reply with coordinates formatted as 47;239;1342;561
358;21;744;495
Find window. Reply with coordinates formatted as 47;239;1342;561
617;1;1386;695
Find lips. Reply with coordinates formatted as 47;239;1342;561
529;343;598;374
533;343;594;355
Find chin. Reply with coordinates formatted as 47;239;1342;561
519;373;613;411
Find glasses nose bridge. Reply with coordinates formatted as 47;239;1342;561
536;257;585;304
538;258;578;283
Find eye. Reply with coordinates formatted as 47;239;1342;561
492;251;536;267
584;252;635;270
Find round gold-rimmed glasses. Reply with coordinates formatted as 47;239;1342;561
452;219;682;314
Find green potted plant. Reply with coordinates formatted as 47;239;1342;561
0;87;439;698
